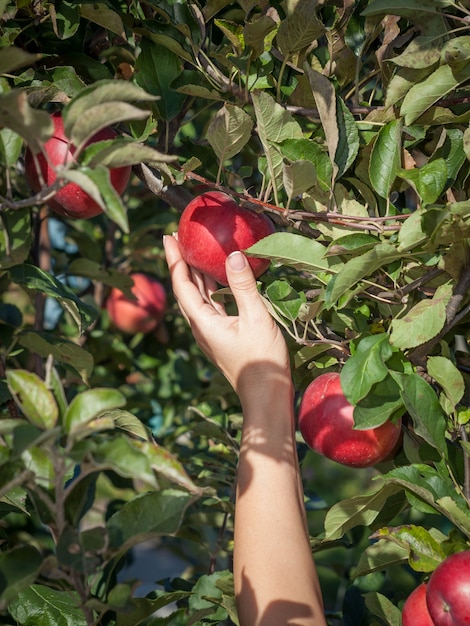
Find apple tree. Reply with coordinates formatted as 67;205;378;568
1;0;470;624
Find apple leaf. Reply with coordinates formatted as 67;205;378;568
369;120;402;199
251;90;303;203
390;282;453;350
8;263;97;334
353;376;405;429
84;140;176;168
275;0;324;56
393;372;447;453
363;592;402;626
0;208;33;270
18;331;94;384
0;91;53;155
8;585;88;625
63;79;158;133
340;334;393;405
373;524;448;572
400;64;469;125
0;546;43;607
70;101;150;150
397;158;448;205
6;370;59;430
324;243;401;307
206;103;253;163
427;355;465;410
354;539;409;578
323;482;402;541
282;159;317;207
63;166;129;234
107;489;194;549
245;232;339;279
63;388;126;434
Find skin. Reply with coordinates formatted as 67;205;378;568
164;234;326;626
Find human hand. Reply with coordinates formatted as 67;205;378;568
163;234;293;412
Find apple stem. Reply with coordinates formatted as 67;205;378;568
460;426;470;503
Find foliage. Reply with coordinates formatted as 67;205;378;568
1;0;470;624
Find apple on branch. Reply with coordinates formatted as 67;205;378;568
402;583;435;626
426;550;470;626
298;372;402;468
106;273;167;335
25;111;131;219
177;191;275;286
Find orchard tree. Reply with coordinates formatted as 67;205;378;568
1;0;470;624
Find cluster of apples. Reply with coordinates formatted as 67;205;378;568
25;114;403;466
402;551;470;626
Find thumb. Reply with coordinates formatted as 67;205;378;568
225;251;265;318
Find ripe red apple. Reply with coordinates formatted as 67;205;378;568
177;191;275;285
24;111;131;219
402;583;435;626
297;372;402;468
106;273;166;335
426;551;470;626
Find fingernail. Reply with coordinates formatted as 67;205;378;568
227;251;247;271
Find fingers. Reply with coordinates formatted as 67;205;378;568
225;252;269;320
163;234;226;319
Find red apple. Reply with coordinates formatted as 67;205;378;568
402;583;435;626
426;551;470;626
25;111;131;219
106;273;166;335
297;372;402;468
177;191;275;285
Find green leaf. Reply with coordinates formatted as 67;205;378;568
282;159;317;206
0;208;32;270
142;441;200;493
18;331;94;384
279;138;332;190
354;539;408;578
50;0;80;40
324;243;400;307
8;264;97;334
9;585;88;625
340;334;393;404
251;90;303;203
0;546;43;608
354;375;405;429
0;90;53;154
369;120;402;199
373;524;447;572
428;356;465;410
79;3;125;36
62;166;129;234
246;232;338;279
0;46;41;74
390;282;453;350
6;370;59;430
107;489;194;549
63;80;158;135
323;482;402;541
85;140;176;169
0;127;23;167
63;388;126;434
335;97;360;178
401;64;470;125
304;65;338;179
398;158;448;204
276;0;324;56
363;592;402;626
395;372;447;452
206;104;253;162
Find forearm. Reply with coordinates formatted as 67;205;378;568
233;389;326;626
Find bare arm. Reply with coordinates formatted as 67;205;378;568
164;235;326;626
